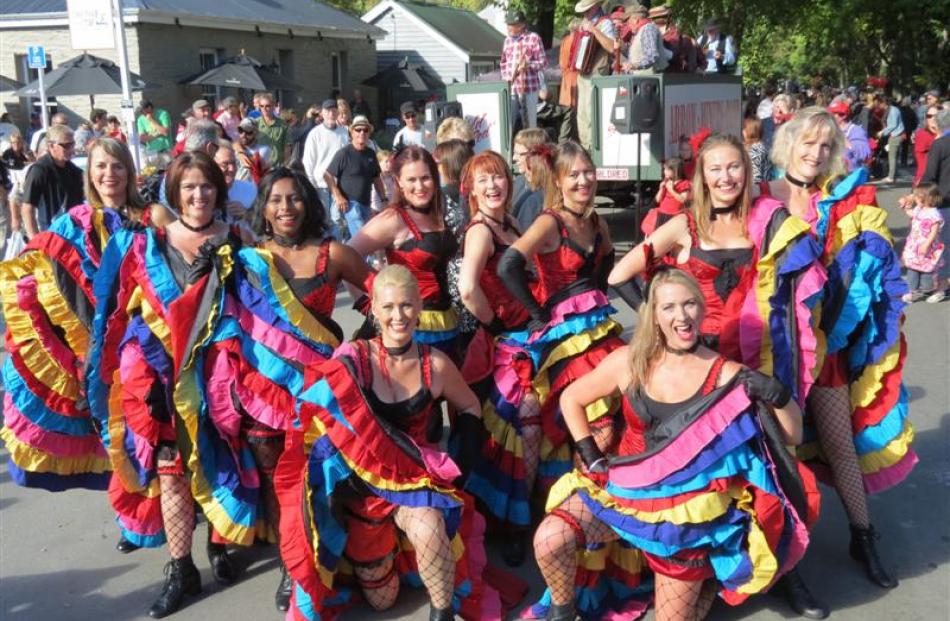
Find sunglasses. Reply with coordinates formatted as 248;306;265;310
239;128;255;134
352;127;370;134
56;141;76;148
404;113;416;119
926;113;936;119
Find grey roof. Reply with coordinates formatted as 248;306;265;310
1;0;383;37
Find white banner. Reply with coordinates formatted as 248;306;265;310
454;91;504;155
663;83;742;158
67;0;115;51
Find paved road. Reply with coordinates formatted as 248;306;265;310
1;181;948;621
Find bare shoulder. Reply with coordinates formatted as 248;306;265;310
719;359;744;385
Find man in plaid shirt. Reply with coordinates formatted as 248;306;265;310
501;10;547;131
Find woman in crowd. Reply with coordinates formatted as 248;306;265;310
172;167;371;612
528;268;816;621
455;151;538;566
764;107;914;589
913;103;941;186
87;152;240;618
1;138;146;492
277;265;523;620
743;116;773;182
608;132;830;617
498;141;624;491
348;145;460;355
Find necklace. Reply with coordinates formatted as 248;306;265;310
478;210;510;231
710;204;737;221
272;233;304;249
383;340;413;356
407;205;433;215
664;341;699;356
561;204;587;219
785;172;816;189
179;216;216;232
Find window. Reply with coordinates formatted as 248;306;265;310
198;48;222;103
331;52;347;94
469;61;498;81
276;49;295;108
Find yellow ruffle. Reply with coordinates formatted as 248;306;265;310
532;319;623;404
105;371;160;498
859;419;914;475
126;288;172;355
481;400;525;459
828;202;893;258
0;426;111;475
0;251;89;355
256;250;341;349
850;338;902;409
418;307;459;333
13;341;80;399
539;438;571;467
734;486;779;594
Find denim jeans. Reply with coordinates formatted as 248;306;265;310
905;268;935;292
315;187;340;239
342;200;372;239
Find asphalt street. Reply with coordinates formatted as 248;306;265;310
1;181;948;621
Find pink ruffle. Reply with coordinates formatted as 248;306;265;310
491;342;532;404
864;449;919;495
548;289;611;323
793;264;826;401
16;275;79;373
3;394;106;458
463;509;504;620
118;341;156;471
609;387;751;487
223;297;328;368
204;346;245;437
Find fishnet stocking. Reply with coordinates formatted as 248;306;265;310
393;506;455;609
654;575;707;621
809;385;870;527
354;558;400;610
591;421;617;454
249;438;283;542
158;469;195;560
534;494;617;606
520;392;542;494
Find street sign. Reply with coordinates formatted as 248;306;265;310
27;46;46;69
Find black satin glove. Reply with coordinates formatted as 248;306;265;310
497;247;550;326
451;411;486;484
594;248;616;292
575;436;608;474
612;278;645;311
351;293;371;317
186;239;221;285
737;368;792;409
121;219;146;232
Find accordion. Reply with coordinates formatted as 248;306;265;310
570;31;598;75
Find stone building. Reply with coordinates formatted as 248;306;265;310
0;0;384;131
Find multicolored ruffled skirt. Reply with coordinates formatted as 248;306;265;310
0;204;121;490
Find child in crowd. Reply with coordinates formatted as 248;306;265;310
642;157;690;236
679;136;696;179
900;183;945;302
372;149;396;212
106;116;127;143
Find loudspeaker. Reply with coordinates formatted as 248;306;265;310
610;77;661;134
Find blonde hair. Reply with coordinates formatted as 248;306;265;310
372;264;420;300
770;107;847;182
436;116;474;145
376;148;391;164
543;140;596;217
525;148;555;192
914;182;941;208
85;137;146;218
627;269;706;390
690;134;752;243
513;127;548;150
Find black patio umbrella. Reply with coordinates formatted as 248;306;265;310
0;74;24;92
179;53;300;91
14;52;149;108
362;58;445;92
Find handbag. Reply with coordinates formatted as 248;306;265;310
3;230;26;261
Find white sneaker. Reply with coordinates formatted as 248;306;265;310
926;290;947;303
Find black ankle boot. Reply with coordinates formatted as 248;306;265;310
275;564;293;611
116;535;140;554
429;605;455;621
148;555;202;618
849;524;898;588
778;568;829;619
502;531;528;567
206;541;237;585
545;602;576;621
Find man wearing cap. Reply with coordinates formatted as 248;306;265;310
501;9;547;131
649;4;697;73
235;117;273;184
574;0;616;150
325;115;384;239
257;92;289;166
620;3;667;74
192;99;213;121
302;98;350;236
393;101;424;149
697;18;736;73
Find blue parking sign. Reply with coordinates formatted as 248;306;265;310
27;46;46;69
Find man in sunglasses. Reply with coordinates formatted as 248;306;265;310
19;124;83;238
393;101;424;149
235;117;273;184
325;115;384;239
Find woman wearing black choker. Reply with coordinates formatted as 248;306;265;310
609;133;830;619
760;107;913;591
172;167;371;612
87;152;242;618
348;145;460;356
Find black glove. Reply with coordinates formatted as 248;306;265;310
575;436;608;474
121;219;146;232
351;293;371;317
496;247;549;325
451;411;486;484
737;368;792;409
482;315;507;336
612;278;645;311
186;239;220;285
594;248;616;292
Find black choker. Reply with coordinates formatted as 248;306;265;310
407;205;433;215
785;173;816;189
272;233;304;248
179;216;216;232
664;341;699;355
478;210;511;231
710;205;737;221
561;205;587;218
383;340;413;356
